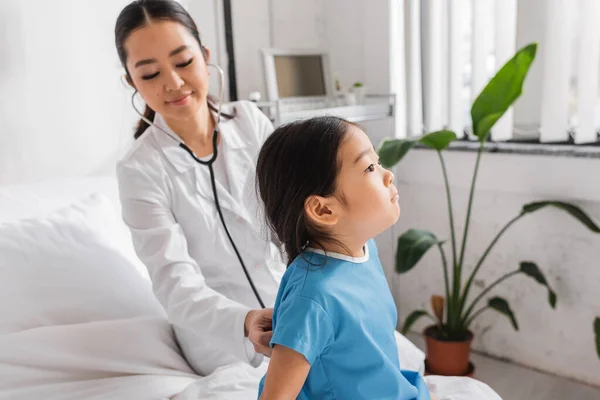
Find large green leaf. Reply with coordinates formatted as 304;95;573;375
396;229;444;273
522;201;600;233
418;130;457;151
519;262;557;308
488;297;519;331
378;139;416;168
595;317;600;359
471;43;537;142
401;310;433;334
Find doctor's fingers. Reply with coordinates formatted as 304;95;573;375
251;330;273;357
254;342;272;358
249;329;272;346
256;308;274;326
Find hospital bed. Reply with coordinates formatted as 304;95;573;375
0;176;501;400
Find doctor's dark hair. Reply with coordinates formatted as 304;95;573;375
256;116;355;265
115;0;233;139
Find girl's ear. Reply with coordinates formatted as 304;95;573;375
304;195;339;227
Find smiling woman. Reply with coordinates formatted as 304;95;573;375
115;0;233;141
113;0;285;377
122;21;209;126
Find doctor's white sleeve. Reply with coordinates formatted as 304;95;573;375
117;163;261;375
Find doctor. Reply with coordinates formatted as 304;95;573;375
114;0;284;375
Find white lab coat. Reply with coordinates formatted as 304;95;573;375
117;101;285;376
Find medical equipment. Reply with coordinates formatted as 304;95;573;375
261;48;333;102
130;63;266;309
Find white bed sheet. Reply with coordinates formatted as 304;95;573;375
0;316;501;400
0;177;502;400
175;362;503;400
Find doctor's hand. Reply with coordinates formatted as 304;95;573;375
245;308;274;357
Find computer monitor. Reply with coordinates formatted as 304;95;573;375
261;48;333;101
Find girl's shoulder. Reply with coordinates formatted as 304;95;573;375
278;252;329;297
283;251;353;300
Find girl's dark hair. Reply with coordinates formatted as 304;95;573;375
115;0;233;139
256;116;355;265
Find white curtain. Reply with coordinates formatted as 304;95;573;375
394;0;600;144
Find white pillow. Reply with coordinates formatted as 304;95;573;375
0;193;164;335
0;176;121;223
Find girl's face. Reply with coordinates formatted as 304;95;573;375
333;125;400;242
124;21;210;122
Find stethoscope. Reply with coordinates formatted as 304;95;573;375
129;63;266;309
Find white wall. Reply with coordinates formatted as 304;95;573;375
392;150;600;386
0;0;137;185
230;0;272;100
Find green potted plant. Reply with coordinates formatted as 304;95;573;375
594;317;600;358
378;42;600;376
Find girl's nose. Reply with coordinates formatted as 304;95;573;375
384;168;395;186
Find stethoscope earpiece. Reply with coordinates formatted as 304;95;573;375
207;63;224;125
120;74;130;89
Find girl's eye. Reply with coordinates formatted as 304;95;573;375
176;58;194;68
365;164;376;173
141;72;159;81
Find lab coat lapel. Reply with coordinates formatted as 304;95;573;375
191;142;248;225
218;119;254;225
152;111;247;220
192;158;238;215
152;113;195;174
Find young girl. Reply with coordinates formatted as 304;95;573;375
255;116;435;400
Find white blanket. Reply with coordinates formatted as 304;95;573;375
0;317;501;400
0;180;501;400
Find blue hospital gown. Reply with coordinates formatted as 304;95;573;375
258;240;430;400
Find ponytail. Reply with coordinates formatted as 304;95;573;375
134;104;155;139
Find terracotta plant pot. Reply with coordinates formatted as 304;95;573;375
424;325;474;376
